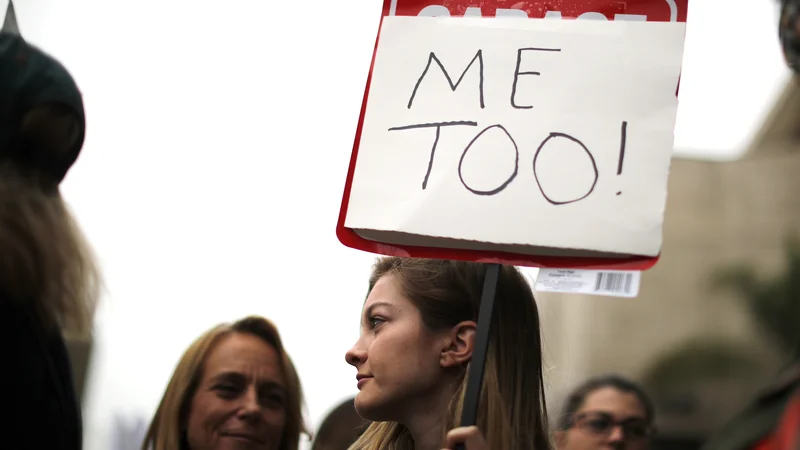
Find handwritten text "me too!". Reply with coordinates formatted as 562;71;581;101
360;17;683;207
396;45;630;205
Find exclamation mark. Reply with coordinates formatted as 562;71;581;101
616;121;627;196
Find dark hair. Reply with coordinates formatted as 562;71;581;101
311;398;369;450
557;374;655;431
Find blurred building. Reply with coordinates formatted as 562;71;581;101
539;77;800;444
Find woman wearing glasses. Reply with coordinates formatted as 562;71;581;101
555;375;655;450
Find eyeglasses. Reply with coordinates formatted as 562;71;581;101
569;411;654;440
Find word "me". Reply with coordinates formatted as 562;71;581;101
407;47;559;110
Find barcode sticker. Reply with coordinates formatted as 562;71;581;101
533;269;641;298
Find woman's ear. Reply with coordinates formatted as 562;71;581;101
440;320;476;368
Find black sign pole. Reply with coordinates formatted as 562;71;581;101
454;262;501;450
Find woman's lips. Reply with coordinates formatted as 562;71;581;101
357;376;373;389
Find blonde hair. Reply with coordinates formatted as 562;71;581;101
0;162;101;335
142;316;308;450
349;258;551;450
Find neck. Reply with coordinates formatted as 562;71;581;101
401;380;458;450
405;410;446;450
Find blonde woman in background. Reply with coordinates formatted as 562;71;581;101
345;257;552;450
142;316;308;450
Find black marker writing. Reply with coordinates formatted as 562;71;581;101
388;121;478;190
390;47;629;204
511;47;561;110
407;50;485;109
458;124;519;196
617;121;628;175
533;132;598;205
616;121;628;195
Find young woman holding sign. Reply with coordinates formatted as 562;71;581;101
345;257;551;450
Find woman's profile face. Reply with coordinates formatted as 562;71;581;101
185;332;287;450
345;274;449;422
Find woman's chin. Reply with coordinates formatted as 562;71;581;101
353;392;393;422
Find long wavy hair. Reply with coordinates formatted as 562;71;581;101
349;257;551;450
0;104;100;336
142;316;309;450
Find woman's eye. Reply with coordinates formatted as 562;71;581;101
215;384;239;396
260;392;285;409
368;316;385;329
267;394;285;404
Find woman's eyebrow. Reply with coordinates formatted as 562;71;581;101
365;301;394;317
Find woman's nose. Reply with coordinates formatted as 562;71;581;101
345;341;367;367
236;387;262;422
606;425;625;443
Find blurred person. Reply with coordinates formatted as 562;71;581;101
141;316;308;450
344;257;551;450
701;351;800;450
310;397;369;450
554;375;656;450
0;3;102;450
780;0;800;73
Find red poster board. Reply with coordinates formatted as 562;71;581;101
337;0;688;271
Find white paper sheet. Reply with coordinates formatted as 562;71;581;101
345;16;686;257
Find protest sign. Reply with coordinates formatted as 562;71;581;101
337;0;688;270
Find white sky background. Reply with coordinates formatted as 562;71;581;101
6;0;791;449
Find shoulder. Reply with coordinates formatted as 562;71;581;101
0;300;83;450
700;363;800;450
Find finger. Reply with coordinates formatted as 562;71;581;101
442;426;487;450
